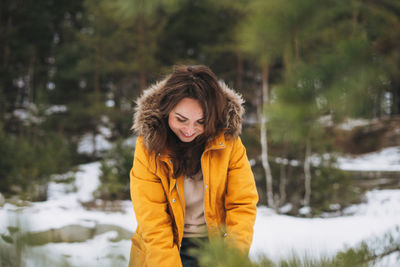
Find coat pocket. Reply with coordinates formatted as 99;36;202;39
129;234;146;267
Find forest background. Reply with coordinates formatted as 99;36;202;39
1;0;400;217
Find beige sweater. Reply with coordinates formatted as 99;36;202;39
183;172;207;237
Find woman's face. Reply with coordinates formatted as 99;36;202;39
168;97;205;142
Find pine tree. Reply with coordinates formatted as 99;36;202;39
237;0;391;212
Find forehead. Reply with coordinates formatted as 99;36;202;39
172;98;204;118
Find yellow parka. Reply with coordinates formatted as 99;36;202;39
129;77;258;267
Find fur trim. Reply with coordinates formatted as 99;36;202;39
132;77;245;148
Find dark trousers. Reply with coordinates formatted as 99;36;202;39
180;237;208;267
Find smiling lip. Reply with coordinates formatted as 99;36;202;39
181;131;195;138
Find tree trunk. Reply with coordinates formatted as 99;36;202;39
138;13;146;91
260;63;274;209
94;42;100;94
294;31;299;61
283;44;291;73
27;50;36;105
93;39;100;159
303;138;312;207
392;79;400;116
352;0;360;34
236;50;243;89
279;146;288;206
3;16;12;67
92;130;97;160
279;163;287;205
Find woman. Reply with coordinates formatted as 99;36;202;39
129;65;258;267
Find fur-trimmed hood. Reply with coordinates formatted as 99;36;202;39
132;76;245;149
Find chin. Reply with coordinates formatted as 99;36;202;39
178;133;203;143
179;136;196;143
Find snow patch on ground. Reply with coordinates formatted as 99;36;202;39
0;162;136;233
250;190;400;262
337;146;400;171
343;189;400;217
26;232;131;267
337;118;375;131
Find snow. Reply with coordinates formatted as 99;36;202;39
343;189;400;217
44;105;67;115
1;147;400;266
77;133;112;155
122;135;137;148
250;190;400;262
337;146;400;171
317;116;378;130
0;162;136;233
275;145;400;171
77;123;115;155
27;232;131;267
12;105;43;125
75;162;101;203
337;118;375;131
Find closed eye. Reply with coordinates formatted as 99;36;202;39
177;117;186;122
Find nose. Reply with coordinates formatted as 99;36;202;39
183;124;196;135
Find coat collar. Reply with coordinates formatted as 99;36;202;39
132;75;245;151
205;131;227;151
160;131;227;195
158;131;227;164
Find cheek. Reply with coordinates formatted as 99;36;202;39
168;117;183;134
198;125;205;134
168;116;177;130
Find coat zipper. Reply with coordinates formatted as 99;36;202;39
174;141;226;244
176;180;184;217
173;169;185;249
200;143;226;233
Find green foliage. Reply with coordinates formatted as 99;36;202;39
0;129;74;200
239;0;322;64
258;158;359;215
241;127;261;160
237;0;398;213
192;238;260;267
333;227;400;266
310;164;358;215
95;139;133;200
49;0;167;141
0;0;83;120
2;0;400;210
241;0;394;123
192;228;400;267
156;0;241;70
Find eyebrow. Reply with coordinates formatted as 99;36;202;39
175;112;204;120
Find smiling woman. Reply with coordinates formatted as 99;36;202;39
168;98;205;143
129;65;258;267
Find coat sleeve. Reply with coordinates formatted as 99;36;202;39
224;136;258;253
130;137;182;267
